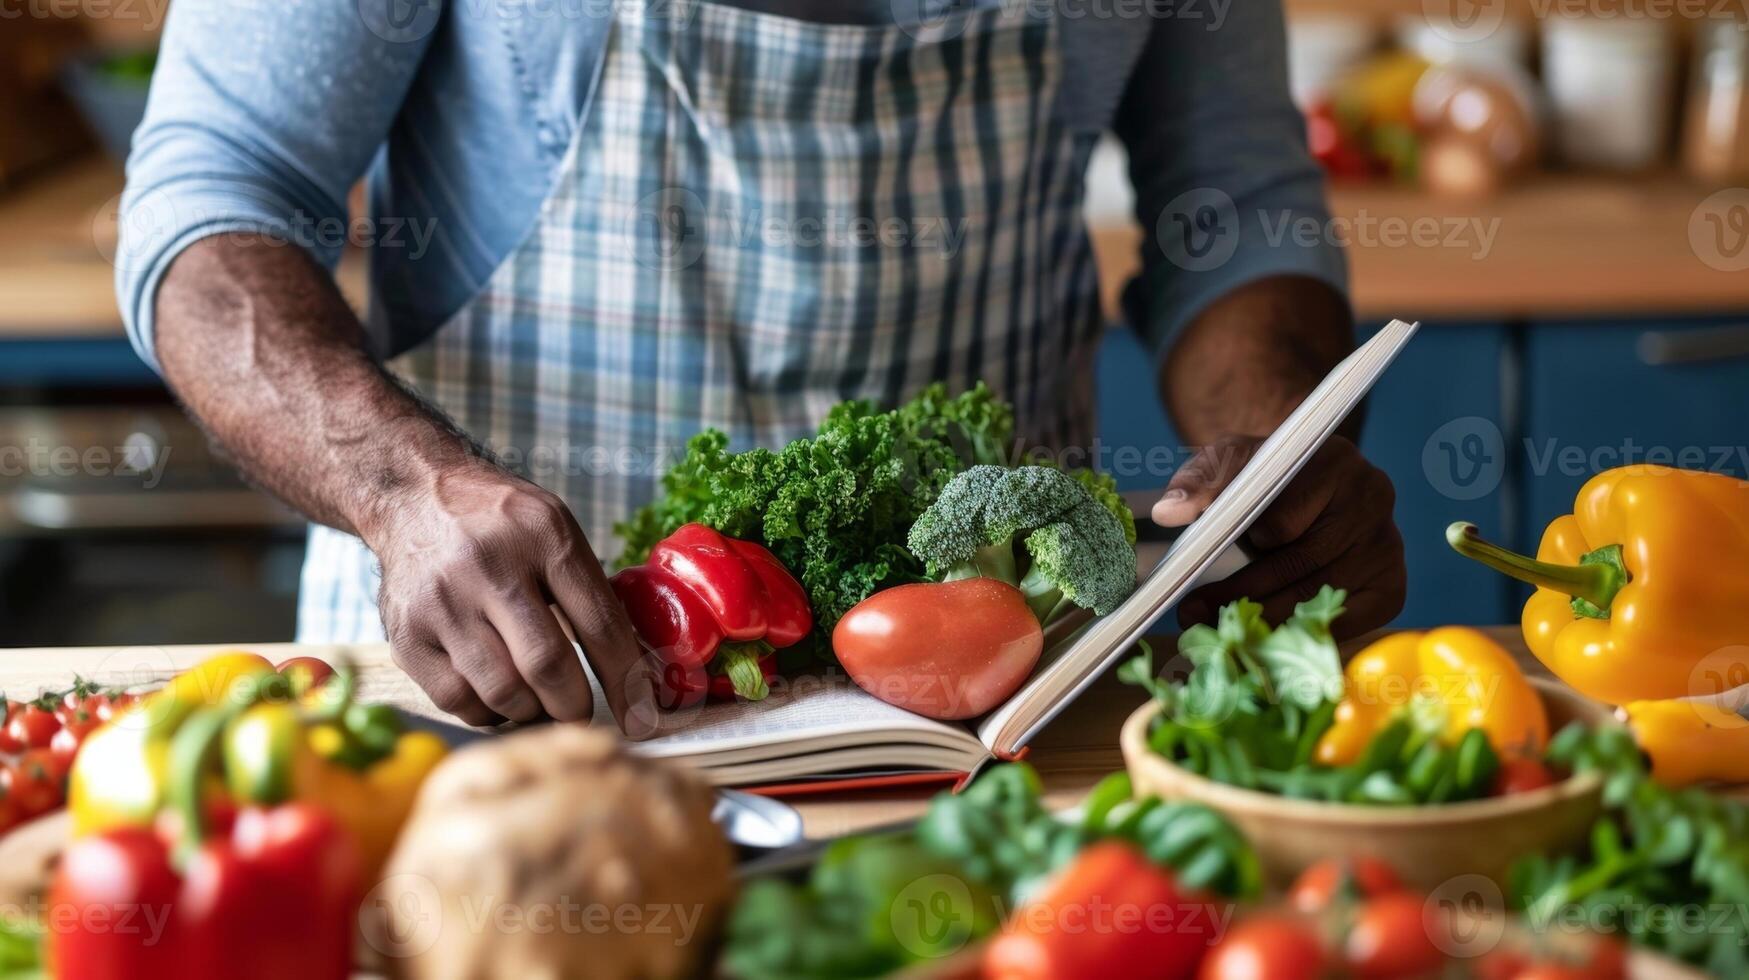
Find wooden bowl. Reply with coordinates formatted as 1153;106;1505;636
1120;677;1613;891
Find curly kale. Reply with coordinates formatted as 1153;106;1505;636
614;384;1015;642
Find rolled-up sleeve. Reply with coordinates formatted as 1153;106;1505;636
116;0;432;372
1111;0;1349;359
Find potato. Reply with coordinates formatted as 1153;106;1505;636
368;725;733;980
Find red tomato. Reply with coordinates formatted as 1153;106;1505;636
986;841;1219;980
7;751;64;819
0;701;23;753
1344;892;1446;979
99;692;140;721
1479;936;1626;980
276;656;336;692
55;696;106;727
1198;915;1329;980
1289;856;1404;913
6;704;60;751
833;579;1043;720
1492;756;1558;796
49;710;99;767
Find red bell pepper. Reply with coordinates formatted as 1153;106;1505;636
47;678;359;980
611;523;812;709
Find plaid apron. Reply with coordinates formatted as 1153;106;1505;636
298;0;1104;642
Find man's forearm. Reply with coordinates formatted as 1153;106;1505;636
1159;275;1355;447
155;236;476;542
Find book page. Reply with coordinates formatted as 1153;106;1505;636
582;663;982;759
977;319;1420;754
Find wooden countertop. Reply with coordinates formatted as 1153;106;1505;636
0;158;366;339
4;159;1748;338
1092;173;1749;324
2;627;1742;839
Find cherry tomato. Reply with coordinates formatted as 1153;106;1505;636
7;751;65;818
49;710;99;767
277;656;336;692
1479;935;1627;980
833;578;1044;720
1492;756;1558;796
1198;915;1329;980
99;691;140;721
1344;892;1446;979
0;701;23;753
0;787;18;836
1290;856;1405;913
6;703;60;751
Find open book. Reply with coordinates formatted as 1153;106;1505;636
602;320;1420;790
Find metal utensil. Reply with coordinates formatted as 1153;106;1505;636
712;788;805;851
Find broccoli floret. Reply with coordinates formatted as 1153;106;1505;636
907;465;1137;625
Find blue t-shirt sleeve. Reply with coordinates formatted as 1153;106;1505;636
1111;0;1350;360
115;0;434;372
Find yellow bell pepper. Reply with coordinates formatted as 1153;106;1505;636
1620;697;1749;787
69;651;276;835
1449;465;1749;706
1317;627;1549;766
224;700;447;881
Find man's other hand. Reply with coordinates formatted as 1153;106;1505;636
1152;435;1406;638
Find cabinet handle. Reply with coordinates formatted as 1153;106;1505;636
1637;325;1749;366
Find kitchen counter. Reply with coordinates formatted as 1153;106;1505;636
0;157;367;339
1090;173;1749;324
4;159;1748;342
3;627;1743;839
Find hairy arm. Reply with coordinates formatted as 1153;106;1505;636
1159;274;1356;446
1111;0;1405;634
155;237;650;730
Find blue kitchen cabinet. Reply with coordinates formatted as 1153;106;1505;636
1094;322;1516;628
1515;316;1749;605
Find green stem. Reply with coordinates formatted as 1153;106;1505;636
168;672;275;870
1445;522;1627;619
717;641;773;701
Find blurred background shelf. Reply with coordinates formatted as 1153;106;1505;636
1286;0;1746;21
1090;172;1749;323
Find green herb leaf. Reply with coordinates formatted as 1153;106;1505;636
1254;586;1347;710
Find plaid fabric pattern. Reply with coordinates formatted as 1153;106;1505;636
298;0;1104;643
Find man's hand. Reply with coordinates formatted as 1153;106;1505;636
366;458;651;728
1152;434;1406;638
152;237;656;734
